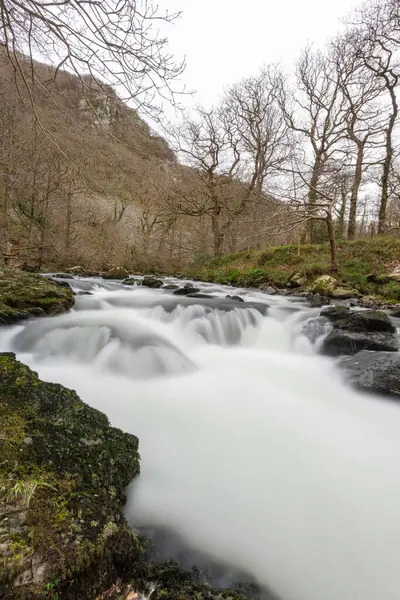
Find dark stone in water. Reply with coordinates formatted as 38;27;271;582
173;284;200;296
340;350;400;399
187;293;216;299
322;330;398;356
142;276;163;288
321;306;396;333
226;294;245;302
163;284;180;290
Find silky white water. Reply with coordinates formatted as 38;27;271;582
2;278;400;600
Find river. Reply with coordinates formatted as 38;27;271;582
1;276;400;600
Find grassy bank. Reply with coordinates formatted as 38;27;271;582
185;237;400;303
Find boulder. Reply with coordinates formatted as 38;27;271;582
187;293;216;299
307;293;330;308
0;268;74;325
330;287;360;300
102;266;129;280
0;355;140;598
163;283;180;290
142;276;163;288
322;330;398;356
49;278;72;290
66;266;86;275
123;278;139;286
52;272;74;279
288;273;307;288
261;286;277;295
173;283;200;296
226;294;245;302
340;351;400;399
309;275;337;294
321;306;396;333
320;306;398;356
390;308;400;318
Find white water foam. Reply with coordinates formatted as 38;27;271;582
2;280;400;600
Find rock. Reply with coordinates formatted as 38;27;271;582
0;268;74;325
187;293;216;299
366;273;392;284
0;355;140;599
322;330;398;356
163;284;180;290
173;284;200;296
102;266;129;280
309;275;337;294
288;273;307;288
307;293;330;308
391;308;400;318
67;266;86;275
53;273;74;279
387;264;400;282
330;288;360;300
340;351;400;398
123;278;139;286
49;277;72;290
76;291;93;296
141;276;163;288
321;306;396;333
226;294;245;302
261;286;277;295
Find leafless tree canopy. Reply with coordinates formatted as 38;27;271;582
0;0;184;119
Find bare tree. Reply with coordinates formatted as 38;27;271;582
350;0;400;233
277;46;348;241
0;0;184;125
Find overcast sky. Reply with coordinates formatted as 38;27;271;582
160;0;365;116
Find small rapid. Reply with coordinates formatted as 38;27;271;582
2;276;400;600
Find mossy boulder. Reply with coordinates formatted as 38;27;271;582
0;355;140;599
309;275;337;294
0;268;74;325
142;276;163;288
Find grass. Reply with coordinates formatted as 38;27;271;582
185;236;400;303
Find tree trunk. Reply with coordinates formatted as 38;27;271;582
65;190;72;254
211;214;224;257
307;154;323;242
337;190;347;239
348;140;364;240
379;86;398;235
327;209;338;272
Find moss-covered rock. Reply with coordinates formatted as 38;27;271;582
309;275;337;294
0;355;140;599
0;268;74;325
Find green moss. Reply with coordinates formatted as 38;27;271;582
0;268;74;325
185;236;400;302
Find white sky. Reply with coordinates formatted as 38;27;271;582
159;0;365;115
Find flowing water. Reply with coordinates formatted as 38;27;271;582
2;277;400;600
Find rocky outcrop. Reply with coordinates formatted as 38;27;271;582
320;306;398;356
0;268;74;325
0;355;140;599
141;276;163;288
340;351;400;399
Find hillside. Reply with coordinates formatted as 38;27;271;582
0;52;290;273
185;237;400;303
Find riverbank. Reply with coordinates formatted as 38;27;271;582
184;237;400;305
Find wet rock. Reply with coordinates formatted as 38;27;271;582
77;291;93;296
261;286;277;295
123;278;139;286
187;293;215;299
163;284;180;290
321;306;395;333
340;351;400;399
390;308;400;318
226;294;245;302
102;266;130;280
322;330;398;356
309;275;337;294
173;284;200;296
320;306;398;356
52;273;74;279
307;293;330;308
49;277;72;290
142;276;163;288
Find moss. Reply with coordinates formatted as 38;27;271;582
0;268;74;324
0;356;140;598
185;237;400;302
